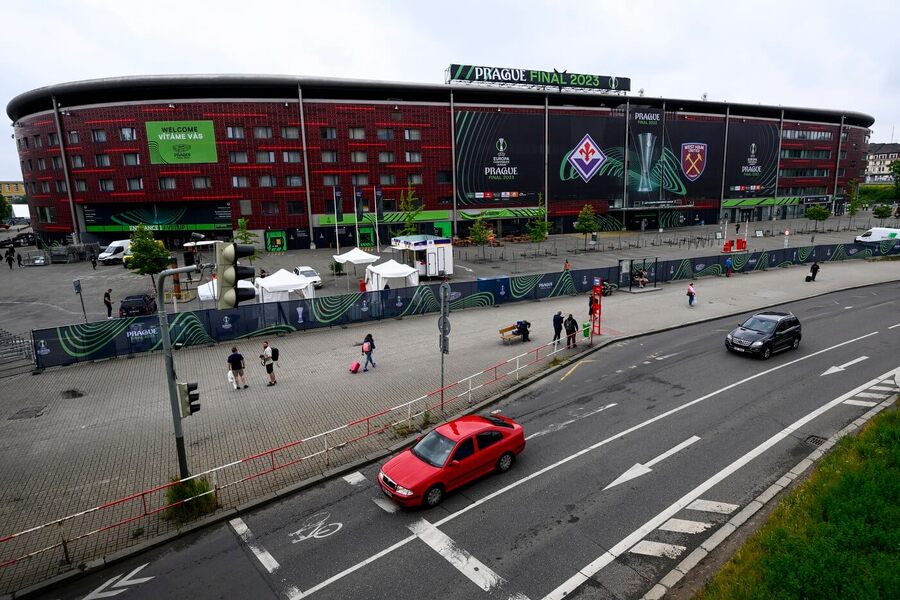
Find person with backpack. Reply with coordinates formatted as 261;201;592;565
260;341;277;386
361;333;376;372
564;314;578;348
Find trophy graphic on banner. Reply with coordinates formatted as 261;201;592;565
636;132;658;192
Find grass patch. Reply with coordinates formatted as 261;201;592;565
696;401;900;600
164;476;219;524
392;410;437;438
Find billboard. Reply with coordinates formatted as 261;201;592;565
455;110;544;205
549;112;626;204
83;201;232;232
449;64;630;92
145;121;218;164
626;107;667;207
723;119;779;198
662;117;726;202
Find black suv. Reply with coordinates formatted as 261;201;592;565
725;311;801;360
119;294;157;317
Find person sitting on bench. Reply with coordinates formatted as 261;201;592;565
634;269;649;288
514;320;531;342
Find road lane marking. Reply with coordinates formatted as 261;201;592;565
629;540;686;559
559;359;594;382
539;366;900;600
658;518;713;534
408;518;507;592
83;563;154;599
296;333;884;598
821;355;869;376
869;385;899;391
342;471;367;485
686;499;739;514
855;392;890;399
844;399;878;407
372;497;399;513
526;403;617;440
888;323;900;329
230;517;280;574
604;436;701;490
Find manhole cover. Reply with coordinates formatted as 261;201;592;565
805;435;827;447
61;389;84;399
9;406;47;420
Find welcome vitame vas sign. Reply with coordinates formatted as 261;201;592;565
145;121;218;164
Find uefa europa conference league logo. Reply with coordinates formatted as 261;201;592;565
485;137;518;180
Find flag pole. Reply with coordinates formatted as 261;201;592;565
373;184;381;253
354;186;360;249
333;186;341;255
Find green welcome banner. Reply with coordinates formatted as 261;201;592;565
145;120;218;164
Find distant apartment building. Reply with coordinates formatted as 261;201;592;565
865;143;900;183
0;181;26;200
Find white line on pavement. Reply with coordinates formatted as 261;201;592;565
658;518;713;534
855;392;890;399
888;323;900;329
409;518;507;592
869;385;899;391
525;403;617;440
629;540;686;559
371;497;399;513
844;399;878;407
229;517;280;574
342;471;367;485
686;499;739;514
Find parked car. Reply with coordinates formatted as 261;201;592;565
378;413;526;508
98;240;131;265
22;250;48;266
725;311;801;359
293;265;323;288
855;227;900;244
119;294;157;317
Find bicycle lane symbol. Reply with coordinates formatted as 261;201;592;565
289;512;343;544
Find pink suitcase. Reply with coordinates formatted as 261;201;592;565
349;361;361;374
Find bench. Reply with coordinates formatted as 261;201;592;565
499;325;523;345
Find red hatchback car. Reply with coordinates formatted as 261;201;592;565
379;413;526;508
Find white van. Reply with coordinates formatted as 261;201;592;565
98;240;131;264
855;227;900;244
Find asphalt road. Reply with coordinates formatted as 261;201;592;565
25;283;900;600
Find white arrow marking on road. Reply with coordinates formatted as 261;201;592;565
821;355;869;376
456;264;474;273
604;436;700;490
83;563;154;599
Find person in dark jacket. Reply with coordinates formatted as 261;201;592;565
361;333;376;372
552;311;563;343
564;314;578;348
515;320;531;342
810;261;820;281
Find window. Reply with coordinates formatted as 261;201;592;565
348;127;366;140
192;176;211;189
239;200;252;215
253;126;273;139
226;126;245;139
259;175;277;188
120;127;137;141
780;186;827;196
283;150;302;163
37;206;56;223
124;153;140;166
408;174;423;185
840;150;848;160
95;154;110;167
261;201;279;215
232;176;250;188
380;174;396;185
38;158;46;171
782;129;833;141
71;155;84;168
351;151;367;163
256;151;275;163
321;150;337;163
21;160;27;172
99;179;114;191
382;198;397;211
33;135;42;148
437;170;452;184
452;438;475;462
281;126;300;139
40;181;50;193
20;137;28;149
229;151;249;163
285;175;303;187
320;127;337;140
391;111;403;122
323;175;339;186
56;180;67;193
378;151;394;163
48;132;58;146
405;151;421;163
779;149;831;160
68;130;80;144
377;128;394;141
404;129;421;141
351;174;369;186
476;431;503;450
27;159;32;171
30;182;37;194
51;156;63;169
92;129;107;142
126;177;144;191
158;177;177;190
778;168;830;177
75;179;87;192
287;201;305;214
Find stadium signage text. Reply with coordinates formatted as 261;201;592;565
449;64;630;92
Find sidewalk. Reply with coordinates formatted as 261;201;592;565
1;259;899;593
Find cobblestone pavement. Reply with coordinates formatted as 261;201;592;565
0;250;898;592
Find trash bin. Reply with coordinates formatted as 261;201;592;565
582;322;590;338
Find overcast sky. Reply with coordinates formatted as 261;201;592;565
2;0;897;181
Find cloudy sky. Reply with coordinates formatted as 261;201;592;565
1;0;897;180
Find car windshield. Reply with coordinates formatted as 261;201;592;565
411;430;455;467
298;269;317;277
741;317;777;333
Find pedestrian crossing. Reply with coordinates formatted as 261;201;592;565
628;497;738;561
841;378;899;408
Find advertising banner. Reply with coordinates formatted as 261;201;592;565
455;110;544;205
662;117;726;202
549;112;626;204
449;64;630;92
626;107;667;207
724;119;779;198
83;202;232;232
145;121;218;165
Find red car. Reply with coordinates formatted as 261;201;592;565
378;413;526;508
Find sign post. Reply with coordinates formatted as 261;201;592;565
73;279;87;323
438;282;451;411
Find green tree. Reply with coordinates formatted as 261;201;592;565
395;183;422;237
128;224;171;288
889;160;900;198
0;193;9;221
525;193;549;254
233;218;261;263
844;179;861;228
468;213;491;260
574;204;596;250
805;204;830;232
873;204;893;225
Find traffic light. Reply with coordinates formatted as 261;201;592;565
178;381;200;417
215;242;256;309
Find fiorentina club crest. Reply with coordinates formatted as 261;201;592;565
681;143;707;182
568;134;607;183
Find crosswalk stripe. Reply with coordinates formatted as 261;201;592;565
686;499;739;514
854;392;890;399
629;540;686;559
658;518;713;534
342;471;367;485
372;497;399;513
409;518;508;592
844;399;878;407
868;386;898;392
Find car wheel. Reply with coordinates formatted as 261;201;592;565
791;336;801;350
423;485;444;508
497;452;514;473
761;345;772;360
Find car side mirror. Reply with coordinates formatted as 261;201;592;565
415;435;422;443
450;459;460;466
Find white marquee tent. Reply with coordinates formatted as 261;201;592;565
332;247;380;266
197;279;254;302
255;268;314;302
364;259;419;291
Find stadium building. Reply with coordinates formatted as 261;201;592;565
6;73;874;248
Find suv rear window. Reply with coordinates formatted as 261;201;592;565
481;415;514;429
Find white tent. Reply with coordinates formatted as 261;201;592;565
256;268;314;302
332;247;380;265
197;279;254;301
365;259;419;291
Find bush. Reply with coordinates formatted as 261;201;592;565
165;477;219;523
859;185;896;204
330;260;344;275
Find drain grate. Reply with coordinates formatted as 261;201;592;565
61;389;84;399
805;435;828;447
9;406;47;420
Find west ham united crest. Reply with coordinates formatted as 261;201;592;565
681;143;707;181
568;134;607;183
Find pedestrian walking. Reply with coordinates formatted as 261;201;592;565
259;341;277;386
564;314;578;348
5;253;12;270
552;311;563;343
90;252;97;270
735;222;740;235
687;282;697;307
358;278;367;293
16;252;22;268
588;295;599;320
227;346;248;390
810;261;820;282
724;256;733;278
361;333;376;372
563;259;571;272
103;288;113;318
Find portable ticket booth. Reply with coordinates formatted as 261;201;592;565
390;234;454;278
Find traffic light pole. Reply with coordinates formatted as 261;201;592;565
156;264;202;480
